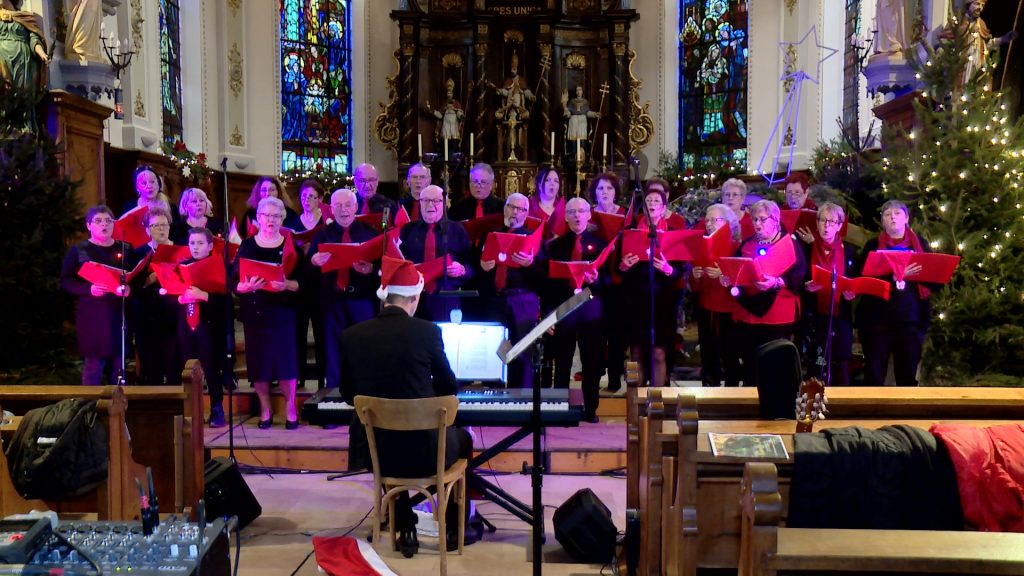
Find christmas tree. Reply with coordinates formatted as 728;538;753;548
0;91;83;381
880;14;1024;386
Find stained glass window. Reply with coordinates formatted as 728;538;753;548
678;0;748;170
842;0;862;139
280;0;352;174
159;0;183;144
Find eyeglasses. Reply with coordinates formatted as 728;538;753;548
753;216;776;225
565;209;590;216
420;198;444;205
148;223;170;229
706;216;726;223
471;179;493;186
90;218;115;225
258;212;285;220
355;178;378;185
506;205;529;214
300;194;320;201
818;218;842;227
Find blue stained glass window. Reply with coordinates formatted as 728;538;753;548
280;0;352;174
159;0;184;144
678;0;748;170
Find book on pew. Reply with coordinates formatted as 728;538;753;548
113;205;150;248
239;258;286;287
862;250;961;284
315;235;386;273
811;265;890;300
621;229;703;262
77;256;150;292
549;241;617;292
481;226;544;267
718;238;797;287
708;433;789;460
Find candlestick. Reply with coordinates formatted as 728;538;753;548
469;133;474;158
418;134;423;160
550;131;555;158
577;140;582;163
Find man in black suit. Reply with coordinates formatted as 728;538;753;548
448;163;504;221
340;257;473;557
353;163;397;217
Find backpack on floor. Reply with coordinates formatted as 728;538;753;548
5;398;109;500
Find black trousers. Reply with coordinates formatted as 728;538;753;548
551;298;605;418
324;296;378;389
179;320;226;408
295;287;326;387
809;314;853;387
696;307;740;387
393;427;474;532
602;285;627;388
503;291;540;389
136;323;181;385
861;322;925;386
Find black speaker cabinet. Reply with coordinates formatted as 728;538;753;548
204;456;262;530
553;488;616;563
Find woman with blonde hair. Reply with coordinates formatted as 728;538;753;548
171;187;223;244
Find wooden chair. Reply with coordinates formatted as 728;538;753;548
354;395;468;575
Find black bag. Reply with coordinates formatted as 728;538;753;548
5;398;109;500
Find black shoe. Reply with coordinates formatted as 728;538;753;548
445;524;479;551
208;406;226;428
285;419;299;430
321;423;339;430
257;418;273;430
399;529;419;558
584;414;600;424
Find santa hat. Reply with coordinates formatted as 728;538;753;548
376;256;424;300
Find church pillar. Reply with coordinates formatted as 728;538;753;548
473;19;492;162
536;23;554;165
396;19;419;165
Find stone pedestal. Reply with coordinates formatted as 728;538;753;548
863;52;921;98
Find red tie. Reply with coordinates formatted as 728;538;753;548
336;227;352;289
475;200;484;219
424;224;436;261
186;302;200;331
571;234;583;261
496;264;508;291
412;203;420;221
358;199;368;215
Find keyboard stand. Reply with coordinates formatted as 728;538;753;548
467;424;545;525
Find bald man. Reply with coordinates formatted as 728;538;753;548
397;185;473;322
309;189;382;392
353;163;397;218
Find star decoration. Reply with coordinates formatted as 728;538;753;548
778;26;838;85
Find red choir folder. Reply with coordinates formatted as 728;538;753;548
245;217;259;238
113;205;150;248
384;227;403;259
811;265;890;300
151;262;188;296
284;223;325;247
151;244;191;265
315;235;386;273
862;250;961;284
549;241;617;291
239;258;286;285
621;229;703;262
524;216;543;231
394;206;411;228
694;225;733;268
718;238;798;287
354;212;393;232
460;213;505;244
481;226;544;267
180;256;227;294
591;211;626;243
212;237;240;261
415;255;453;285
77;256;150;292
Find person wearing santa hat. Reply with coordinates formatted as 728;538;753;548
340;257;473;558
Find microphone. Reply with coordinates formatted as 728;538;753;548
381;206;390;231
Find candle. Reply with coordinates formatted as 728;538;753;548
469;133;474;158
550;131;555;158
577;140;582;163
444;138;449;161
603;134;608;159
417;134;422;159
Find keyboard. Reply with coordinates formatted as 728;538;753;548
302;388;583;427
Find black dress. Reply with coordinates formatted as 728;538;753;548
60;240;140;359
177;257;229;406
131;243;182;384
234;236;300;381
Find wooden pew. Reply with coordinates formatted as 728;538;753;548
739;462;1024;576
0;386;145;520
659;409;1021;576
0;359;206;517
629;385;1024;574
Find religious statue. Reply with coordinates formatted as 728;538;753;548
64;0;104;63
874;0;912;55
489;52;535;161
562;85;599;143
0;0;49;133
424;77;464;143
937;0;1015;91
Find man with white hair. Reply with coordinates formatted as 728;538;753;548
310;188;381;392
340;256;473;557
398;185;473;321
450;163;504;221
353;163;397;218
400;163;432;221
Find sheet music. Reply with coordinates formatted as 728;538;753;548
438;322;507;381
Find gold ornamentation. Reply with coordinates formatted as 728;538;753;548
402;24;413;35
475;43;488;57
565;52;586;69
402;42;415;56
540;44;552;58
613;42;626;57
539;24;550;34
785;0;797;15
230;125;244;146
503;29;524;44
442;52;464;69
228;43;244;99
477;24;488;36
627;49;654;154
134;89;145;118
227;0;240;15
782;45;797;93
434;0;460;10
569;0;594;9
503;170;521;197
130;0;144;51
373;49;401;153
614;23;624;35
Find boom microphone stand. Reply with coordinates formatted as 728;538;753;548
117;243;129;385
220;158;236;462
431;152;478;318
629;156;658;386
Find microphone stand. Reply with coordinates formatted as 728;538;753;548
819;265;839;386
220;157;236;463
630;156;658;386
432;152;478;314
117;242;128;386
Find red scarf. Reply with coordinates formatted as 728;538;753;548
810;235;846;315
878;226;930;299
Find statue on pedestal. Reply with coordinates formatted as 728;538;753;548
64;0;104;63
562;85;599;143
0;0;49;133
490;52;534;161
875;0;912;56
424;77;464;143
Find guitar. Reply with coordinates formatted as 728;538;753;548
794;377;827;433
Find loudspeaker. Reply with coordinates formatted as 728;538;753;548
625;508;640;575
754;338;802;419
204;456;262;530
553;488;616;563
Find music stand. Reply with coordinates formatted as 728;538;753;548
497;288;593;576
